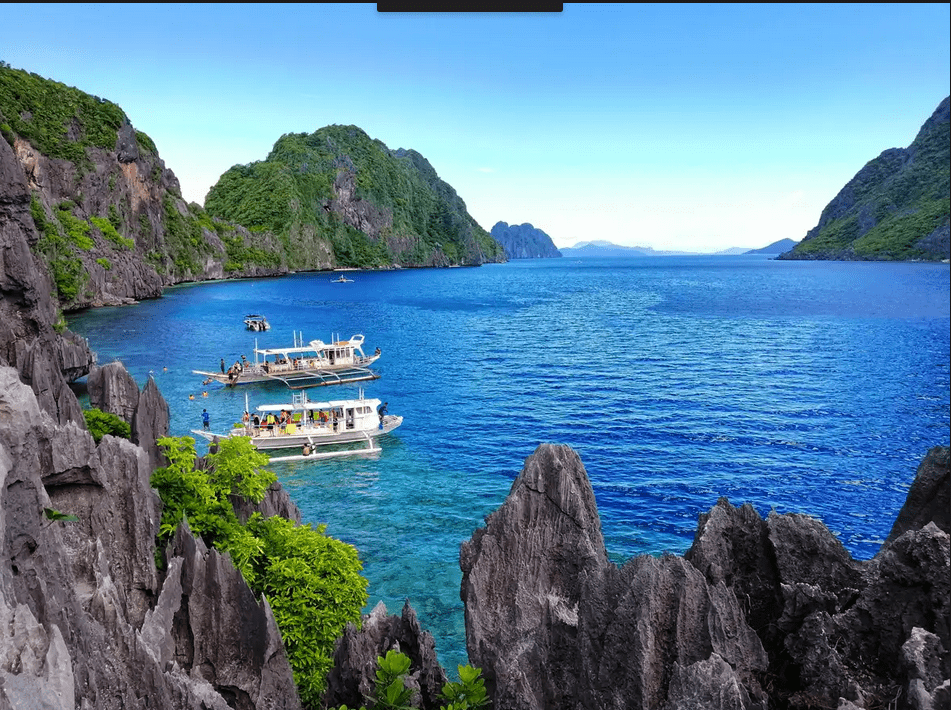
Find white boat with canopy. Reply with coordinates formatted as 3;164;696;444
193;332;381;389
192;390;402;457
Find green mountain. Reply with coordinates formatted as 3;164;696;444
780;96;949;261
205;125;505;268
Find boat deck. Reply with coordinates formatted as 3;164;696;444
193;365;380;389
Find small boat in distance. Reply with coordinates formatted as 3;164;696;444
244;314;270;331
193;332;381;389
192;390;402;456
331;275;354;283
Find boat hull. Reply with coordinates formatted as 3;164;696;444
194;415;402;452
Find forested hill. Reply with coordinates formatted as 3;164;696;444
205;125;505;268
780;96;950;261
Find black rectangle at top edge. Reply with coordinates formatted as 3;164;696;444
377;3;563;11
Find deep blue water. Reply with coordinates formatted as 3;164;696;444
66;256;951;673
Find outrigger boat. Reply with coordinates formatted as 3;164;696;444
244;314;270;331
193;333;381;389
331;275;354;283
192;390;402;458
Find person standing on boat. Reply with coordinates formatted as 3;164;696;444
220;358;225;374
202;409;210;430
377;402;388;428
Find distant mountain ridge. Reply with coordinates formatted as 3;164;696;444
780;96;949;261
745;238;798;254
490;222;561;259
559;240;773;257
559;241;650;258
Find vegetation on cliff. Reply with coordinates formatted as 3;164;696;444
206;125;504;268
83;407;132;443
0;61;128;167
1;63;294;308
151;436;368;708
781;96;950;261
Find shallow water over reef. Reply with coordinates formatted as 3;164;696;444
67;256;951;671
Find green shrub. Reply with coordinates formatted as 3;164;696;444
83;408;131;443
91;214;134;250
55;204;93;250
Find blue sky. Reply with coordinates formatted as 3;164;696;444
3;3;949;251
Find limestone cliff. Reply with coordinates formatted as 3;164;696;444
490;222;562;259
461;443;950;710
0;64;291;315
780;96;950;261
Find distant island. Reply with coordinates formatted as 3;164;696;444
490;222;561;259
780;96;949;261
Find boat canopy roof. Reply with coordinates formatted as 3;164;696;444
254;334;365;357
254;396;380;414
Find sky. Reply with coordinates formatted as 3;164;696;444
2;3;949;252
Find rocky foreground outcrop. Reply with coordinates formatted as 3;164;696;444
0;365;303;709
324;601;447;709
461;443;950;710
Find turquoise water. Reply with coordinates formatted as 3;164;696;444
66;256;951;672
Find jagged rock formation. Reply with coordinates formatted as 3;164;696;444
461;443;950;709
0;365;304;709
324;601;448;709
780;96;950;261
87;360;170;471
206;125;506;269
489;221;561;259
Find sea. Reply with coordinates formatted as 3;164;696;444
66;255;951;673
